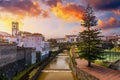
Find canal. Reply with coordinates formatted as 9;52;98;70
37;50;78;80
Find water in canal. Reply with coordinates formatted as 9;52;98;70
37;50;78;80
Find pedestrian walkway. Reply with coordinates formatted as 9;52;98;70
76;59;120;80
71;48;120;80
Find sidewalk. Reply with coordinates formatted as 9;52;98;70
71;48;120;80
76;59;120;80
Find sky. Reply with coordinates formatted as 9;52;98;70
0;0;120;38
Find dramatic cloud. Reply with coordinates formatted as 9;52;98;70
113;10;120;15
98;17;120;30
42;0;62;7
0;0;48;17
85;0;120;11
42;11;49;18
51;3;85;22
0;13;23;31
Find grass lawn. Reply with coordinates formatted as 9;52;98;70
29;67;40;79
94;60;110;67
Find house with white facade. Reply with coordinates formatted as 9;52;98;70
23;33;43;51
65;35;78;42
40;41;50;59
10;21;50;61
22;33;50;60
56;38;66;43
55;35;78;43
4;36;17;44
0;31;17;44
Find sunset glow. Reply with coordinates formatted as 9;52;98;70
0;0;120;38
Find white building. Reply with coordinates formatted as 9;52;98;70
56;38;66;43
23;33;43;51
23;33;50;56
0;31;17;44
4;36;17;44
41;41;50;57
65;35;78;42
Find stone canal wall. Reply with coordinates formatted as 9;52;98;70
0;59;26;80
0;45;33;67
70;62;99;80
0;45;17;67
70;48;99;80
76;67;99;80
0;45;34;80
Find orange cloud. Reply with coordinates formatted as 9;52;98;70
51;3;84;22
98;19;104;28
42;0;62;7
98;17;120;30
0;13;23;33
0;0;49;34
0;0;48;18
42;11;49;18
113;10;120;15
108;17;117;25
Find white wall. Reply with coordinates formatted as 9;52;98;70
4;36;17;43
23;36;43;51
41;41;50;55
66;36;77;42
31;51;36;64
23;36;50;55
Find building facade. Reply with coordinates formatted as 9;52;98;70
0;44;36;79
22;33;50;59
23;33;43;51
56;38;66;43
65;35;78;42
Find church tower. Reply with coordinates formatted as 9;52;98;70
12;22;19;36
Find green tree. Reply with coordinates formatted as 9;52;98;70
78;5;103;67
47;38;57;49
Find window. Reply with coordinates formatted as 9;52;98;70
25;44;27;46
71;38;74;42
